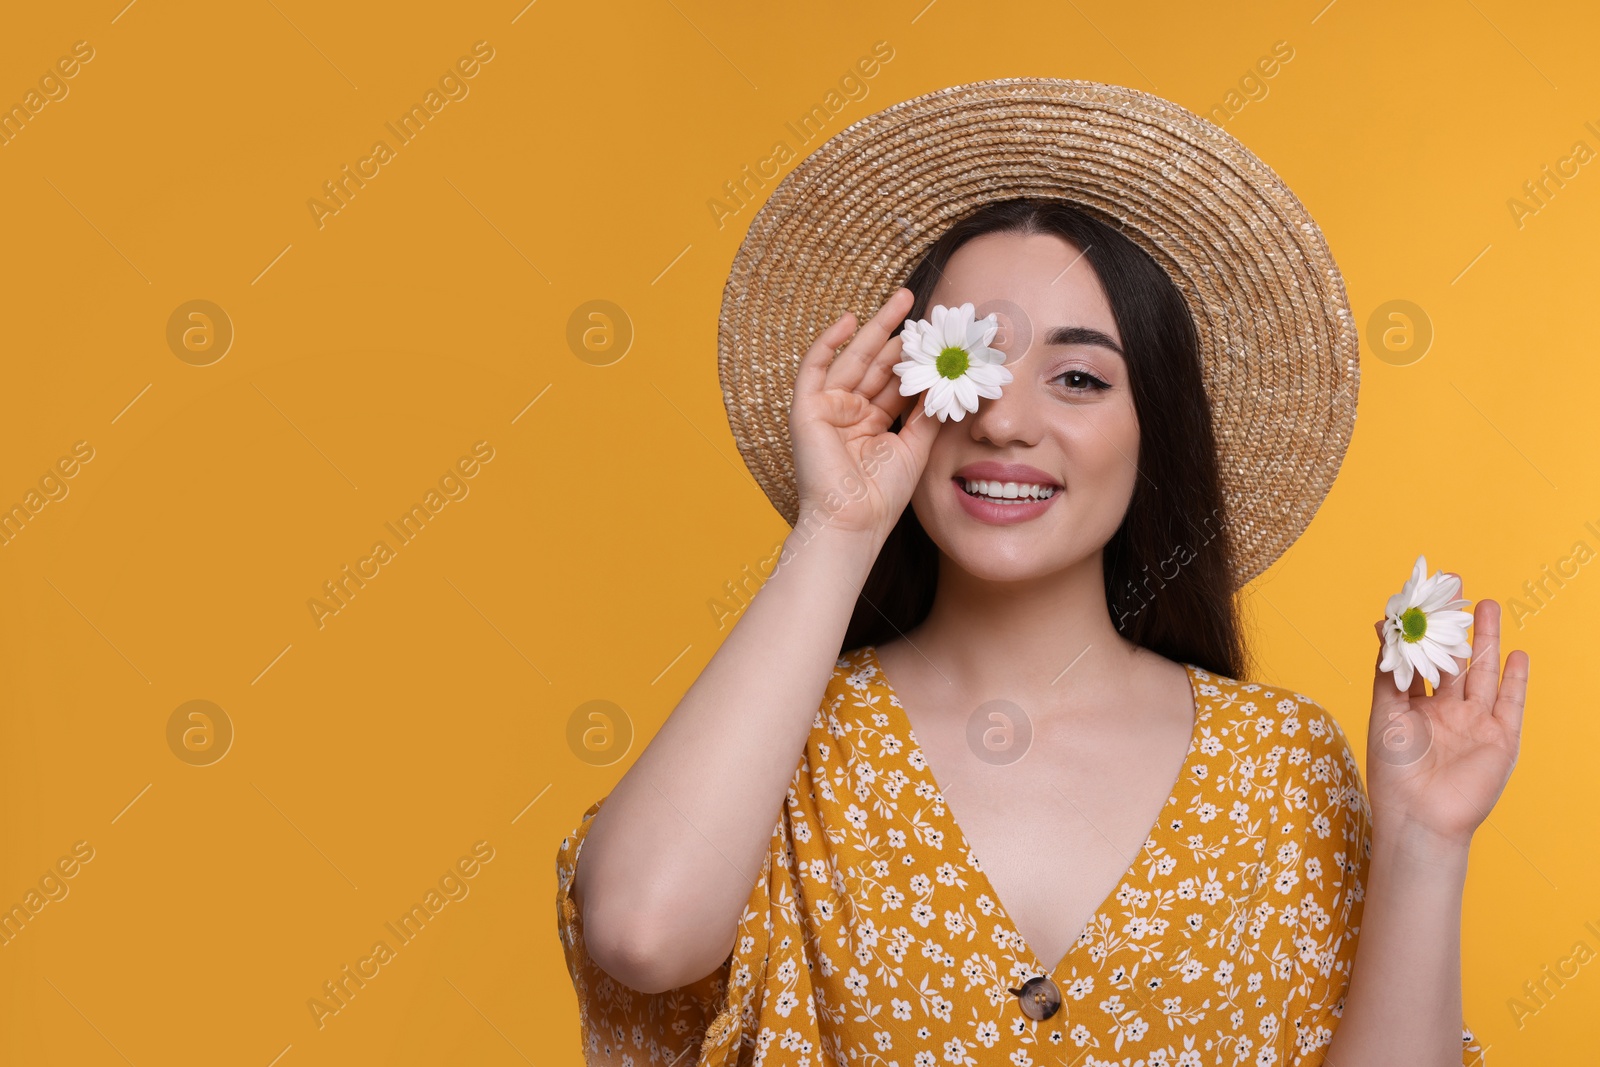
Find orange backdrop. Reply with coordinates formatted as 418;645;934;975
0;1;1593;1064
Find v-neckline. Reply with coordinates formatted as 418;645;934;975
863;644;1207;985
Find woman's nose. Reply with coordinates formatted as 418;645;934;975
966;373;1036;446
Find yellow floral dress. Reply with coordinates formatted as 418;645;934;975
556;645;1485;1066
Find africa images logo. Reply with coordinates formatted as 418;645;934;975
306;41;496;230
306;841;495;1028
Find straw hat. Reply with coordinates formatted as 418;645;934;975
716;77;1358;591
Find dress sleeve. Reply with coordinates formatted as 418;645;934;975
554;793;779;1066
1280;702;1487;1066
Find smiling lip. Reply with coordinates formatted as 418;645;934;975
952;478;1061;525
950;461;1063;526
953;461;1062;487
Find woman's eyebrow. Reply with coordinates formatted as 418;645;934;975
1044;325;1124;356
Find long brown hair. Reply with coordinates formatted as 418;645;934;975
840;197;1249;681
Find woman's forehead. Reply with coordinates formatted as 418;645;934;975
931;232;1121;345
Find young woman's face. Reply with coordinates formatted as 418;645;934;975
909;230;1141;583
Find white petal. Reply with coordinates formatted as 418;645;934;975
953;374;980;413
967;314;999;348
1423;629;1472;653
942;305;973;349
1393;556;1427;607
898;366;939;395
901;326;938;362
970;344;1008;367
1418;577;1463;612
966;363;1013;390
971;379;1004;401
926;379;957;420
1390;652;1413;691
1419;638;1460;675
1405;643;1440;688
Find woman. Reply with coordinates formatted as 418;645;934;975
557;82;1524;1066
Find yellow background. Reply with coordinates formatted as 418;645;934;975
0;0;1593;1063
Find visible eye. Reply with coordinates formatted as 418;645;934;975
1051;369;1111;393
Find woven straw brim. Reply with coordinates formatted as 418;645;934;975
716;77;1358;591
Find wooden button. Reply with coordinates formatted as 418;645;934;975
1007;975;1061;1021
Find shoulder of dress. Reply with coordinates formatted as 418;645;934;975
829;645;882;692
836;644;875;670
812;646;893;737
1192;666;1360;756
1192;665;1333;716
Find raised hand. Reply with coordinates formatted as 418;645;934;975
1365;577;1528;853
788;286;941;541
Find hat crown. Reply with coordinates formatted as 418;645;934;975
718;77;1358;592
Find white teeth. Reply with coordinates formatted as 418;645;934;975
960;478;1058;501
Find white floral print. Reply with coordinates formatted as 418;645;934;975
555;646;1484;1066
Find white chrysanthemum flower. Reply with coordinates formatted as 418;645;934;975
1379;554;1474;691
892;302;1013;423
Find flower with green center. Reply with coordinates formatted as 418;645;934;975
892;302;1013;423
1379;554;1474;691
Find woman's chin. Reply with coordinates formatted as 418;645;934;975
939;542;1081;585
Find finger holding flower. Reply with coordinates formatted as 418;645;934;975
1367;554;1530;855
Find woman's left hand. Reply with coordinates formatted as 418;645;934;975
1364;577;1529;853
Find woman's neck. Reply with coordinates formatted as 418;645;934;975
897;548;1145;705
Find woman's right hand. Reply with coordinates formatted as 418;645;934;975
788;286;941;542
